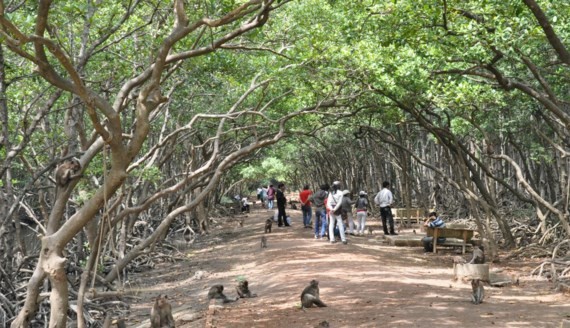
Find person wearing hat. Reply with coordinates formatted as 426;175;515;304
374;181;397;235
327;181;347;244
340;190;356;235
355;191;370;235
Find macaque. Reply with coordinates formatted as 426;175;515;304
265;218;273;233
261;236;267;248
301;280;327;310
315;321;330;328
367;226;374;235
469;246;485;264
236;280;257;298
208;284;237;303
55;158;82;187
471;279;484;304
150;294;175;328
183;225;194;244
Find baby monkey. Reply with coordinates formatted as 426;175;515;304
150;294;175;328
265;218;273;233
261;236;267;248
236;280;258;298
55;158;82;188
208;284;237;304
301;279;327;310
471;279;485;305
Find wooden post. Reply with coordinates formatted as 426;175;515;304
433;228;439;253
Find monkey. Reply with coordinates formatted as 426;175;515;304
367;226;374;235
291;203;298;210
413;229;416;234
235;280;257;298
471;279;484;304
183;225;194;245
261;236;267;248
55;158;82;188
469;246;485;264
208;284;237;303
265;218;273;233
150;294;175;328
315;321;330;328
300;280;327;310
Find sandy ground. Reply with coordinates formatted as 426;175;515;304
125;207;570;328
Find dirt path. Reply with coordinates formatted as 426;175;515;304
127;208;570;327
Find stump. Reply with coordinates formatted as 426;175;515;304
453;263;489;281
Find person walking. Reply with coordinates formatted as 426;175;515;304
312;184;329;239
374;181;397;235
299;185;313;228
355;191;369;235
267;184;276;210
327;181;347;244
341;190;356;235
276;183;290;227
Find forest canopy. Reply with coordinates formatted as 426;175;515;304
1;0;569;326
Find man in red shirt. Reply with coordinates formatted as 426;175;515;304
299;185;313;228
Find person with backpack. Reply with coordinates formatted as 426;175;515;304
327;181;347;244
355;191;370;236
340;190;356;235
312;184;329;239
266;184;276;210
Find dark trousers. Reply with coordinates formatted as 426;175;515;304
380;206;394;234
277;203;288;226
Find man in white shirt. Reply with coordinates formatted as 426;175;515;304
374;181;397;235
327;181;347;244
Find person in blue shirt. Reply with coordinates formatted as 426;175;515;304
422;211;445;252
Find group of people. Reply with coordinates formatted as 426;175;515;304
294;180;398;245
258;180;448;252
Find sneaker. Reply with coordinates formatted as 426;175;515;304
330;240;337;244
315;235;318;239
342;240;348;245
391;232;399;235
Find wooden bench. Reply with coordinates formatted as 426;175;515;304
426;227;475;254
393;208;426;225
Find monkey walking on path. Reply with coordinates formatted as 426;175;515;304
471;279;485;304
301;280;327;311
150;294;175;328
265;218;273;233
208;284;238;304
236;280;258;298
261;236;267;248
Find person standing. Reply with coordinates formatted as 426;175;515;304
327;181;347;244
276;183;290;227
299;185;313;228
267;184;275;210
374;181;397;235
355;191;369;235
341;190;356;235
312;184;329;239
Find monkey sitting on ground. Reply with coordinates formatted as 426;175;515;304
265;218;273;233
471;279;485;304
236;280;258;298
208;284;237;303
261;236;267;248
55;158;82;188
367;226;374;235
300;279;327;310
150;294;175;328
469;246;485;264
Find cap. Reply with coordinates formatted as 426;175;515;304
359;191;367;196
342;190;350;195
333;181;341;186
